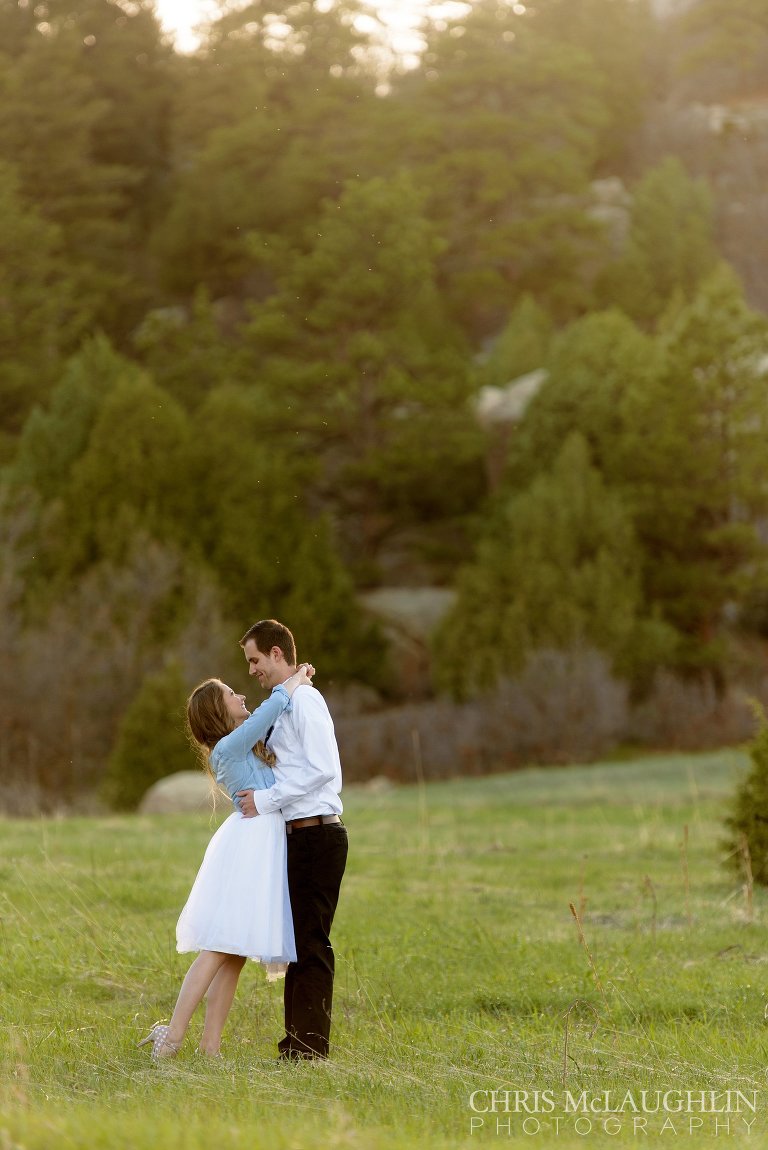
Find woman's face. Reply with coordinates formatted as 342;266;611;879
220;683;250;727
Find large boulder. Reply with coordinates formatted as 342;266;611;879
138;770;230;814
475;368;548;488
358;587;456;700
475;368;548;430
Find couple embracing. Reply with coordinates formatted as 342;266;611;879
139;618;348;1063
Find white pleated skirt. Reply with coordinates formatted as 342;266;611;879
176;810;296;977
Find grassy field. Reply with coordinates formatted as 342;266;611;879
2;748;767;1148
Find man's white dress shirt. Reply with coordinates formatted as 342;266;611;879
252;685;343;821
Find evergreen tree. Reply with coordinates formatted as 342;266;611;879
678;0;768;101
43;0;174;231
0;31;136;335
480;296;554;389
9;335;140;499
185;382;312;622
0;162;72;442
525;0;657;169
723;710;768;886
50;374;193;579
186;384;386;685
433;434;673;698
280;517;388;689
506;309;661;492
396;0;609;333
132;289;237;410
505;270;768;677
241;173;484;563
0;0;173;339
154;0;377;299
102;661;194;810
596;157;718;324
621;265;768;668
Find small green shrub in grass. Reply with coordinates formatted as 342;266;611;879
723;707;768;884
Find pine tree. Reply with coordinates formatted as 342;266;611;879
132;289;235;410
154;0;377;299
596;158;718;324
481;296;553;389
241;173;484;562
620;265;768;667
280;517;388;689
723;710;768;886
678;0;768;101
0;32;137;336
433;433;674;698
52;373;193;578
102;661;194;810
9;335;140;499
0;162;72;441
505;308;661;492
397;0;609;332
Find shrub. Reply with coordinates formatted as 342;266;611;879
628;671;756;750
101;661;195;810
723;708;768;886
335;647;627;780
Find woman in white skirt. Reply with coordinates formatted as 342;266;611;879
138;663;313;1061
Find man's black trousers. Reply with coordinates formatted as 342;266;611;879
279;822;348;1059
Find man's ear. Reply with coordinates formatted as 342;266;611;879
271;645;284;662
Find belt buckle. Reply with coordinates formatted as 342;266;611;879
287;815;326;833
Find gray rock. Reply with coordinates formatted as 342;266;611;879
650;0;694;15
139;770;230;814
363;775;395;793
475;368;548;429
358;586;457;700
358;586;457;641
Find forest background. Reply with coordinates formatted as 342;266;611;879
3;0;768;812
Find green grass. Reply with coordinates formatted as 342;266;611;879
2;748;768;1148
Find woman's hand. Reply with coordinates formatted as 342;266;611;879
284;662;315;696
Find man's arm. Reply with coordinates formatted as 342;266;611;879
237;688;337;817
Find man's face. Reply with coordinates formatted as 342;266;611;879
243;639;283;689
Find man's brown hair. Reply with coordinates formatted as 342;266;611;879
239;619;296;664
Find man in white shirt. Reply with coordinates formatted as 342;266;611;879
236;618;348;1060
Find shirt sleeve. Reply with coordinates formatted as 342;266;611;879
253;687;338;816
213;686;290;778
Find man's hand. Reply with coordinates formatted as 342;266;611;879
237;789;259;818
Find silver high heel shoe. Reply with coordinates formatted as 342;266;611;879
137;1023;182;1061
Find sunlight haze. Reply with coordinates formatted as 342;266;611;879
154;0;471;56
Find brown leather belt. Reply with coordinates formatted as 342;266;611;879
285;815;341;834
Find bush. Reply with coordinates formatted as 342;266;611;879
628;671;756;750
335;647;627;781
723;708;768;886
101;661;195;810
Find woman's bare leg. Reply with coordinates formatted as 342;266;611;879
199;954;247;1054
164;951;230;1049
